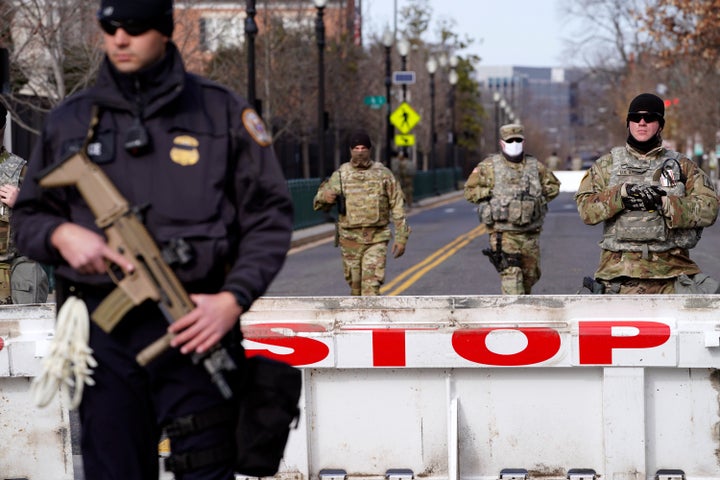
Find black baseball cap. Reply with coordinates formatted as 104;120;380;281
97;0;174;37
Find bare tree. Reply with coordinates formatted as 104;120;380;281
639;0;720;66
635;0;720;157
1;0;102;133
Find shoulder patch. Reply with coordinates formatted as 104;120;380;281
242;109;272;147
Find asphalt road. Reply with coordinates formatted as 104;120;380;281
266;191;720;296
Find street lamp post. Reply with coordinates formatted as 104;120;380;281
426;56;438;194
448;57;459;188
493;92;501;145
245;0;258;111
397;37;410;102
382;28;394;166
314;0;327;178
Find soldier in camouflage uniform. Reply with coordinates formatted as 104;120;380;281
391;149;416;207
314;130;410;295
0;104;49;304
576;93;719;294
464;123;561;294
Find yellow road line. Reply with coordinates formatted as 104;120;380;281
381;225;487;296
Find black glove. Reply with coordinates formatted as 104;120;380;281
623;183;667;211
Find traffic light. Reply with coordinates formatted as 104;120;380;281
663;98;679;108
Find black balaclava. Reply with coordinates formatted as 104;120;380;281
348;130;373;168
626;93;665;153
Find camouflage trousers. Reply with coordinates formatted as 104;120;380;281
401;180;414;207
339;239;388;296
488;230;541;295
0;263;11;304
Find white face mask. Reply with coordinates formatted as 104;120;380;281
501;140;524;157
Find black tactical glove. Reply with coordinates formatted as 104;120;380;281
622;183;667;211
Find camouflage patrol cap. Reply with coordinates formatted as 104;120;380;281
500;123;524;141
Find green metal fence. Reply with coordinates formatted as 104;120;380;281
288;167;461;231
287;178;327;230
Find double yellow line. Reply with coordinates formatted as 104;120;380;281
381;225;487;296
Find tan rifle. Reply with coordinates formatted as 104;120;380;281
39;147;237;399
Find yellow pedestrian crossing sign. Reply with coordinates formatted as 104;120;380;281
390;102;421;134
395;134;415;147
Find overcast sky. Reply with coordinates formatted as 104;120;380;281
362;0;571;67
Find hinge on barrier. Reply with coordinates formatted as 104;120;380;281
500;468;528;480
567;468;597;480
656;469;685;480
386;468;414;480
319;469;347;480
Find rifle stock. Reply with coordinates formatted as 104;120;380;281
39;150;236;398
39;151;129;228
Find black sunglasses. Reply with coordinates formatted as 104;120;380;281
503;138;523;143
627;112;662;124
99;18;153;36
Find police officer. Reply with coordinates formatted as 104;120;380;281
313;130;410;295
0;103;49;304
12;1;293;478
464;123;560;294
576;93;719;294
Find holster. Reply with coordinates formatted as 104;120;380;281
482;233;522;273
482;249;522;273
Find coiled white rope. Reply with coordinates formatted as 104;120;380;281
32;296;97;409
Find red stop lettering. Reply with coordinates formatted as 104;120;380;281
452;327;561;366
243;323;329;366
372;329;406;367
579;321;671;364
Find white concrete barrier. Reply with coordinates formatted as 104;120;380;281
4;296;720;480
554;170;586;192
0;303;74;480
242;295;720;480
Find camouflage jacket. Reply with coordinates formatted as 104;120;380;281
391;157;416;182
313;161;410;245
0;147;26;259
576;144;719;280
464;153;560;232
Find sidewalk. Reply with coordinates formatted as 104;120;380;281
290;190;464;248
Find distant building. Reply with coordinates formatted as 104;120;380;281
175;0;359;73
476;65;615;167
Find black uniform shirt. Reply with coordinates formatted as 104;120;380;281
12;42;293;309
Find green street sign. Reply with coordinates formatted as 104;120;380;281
364;96;387;109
